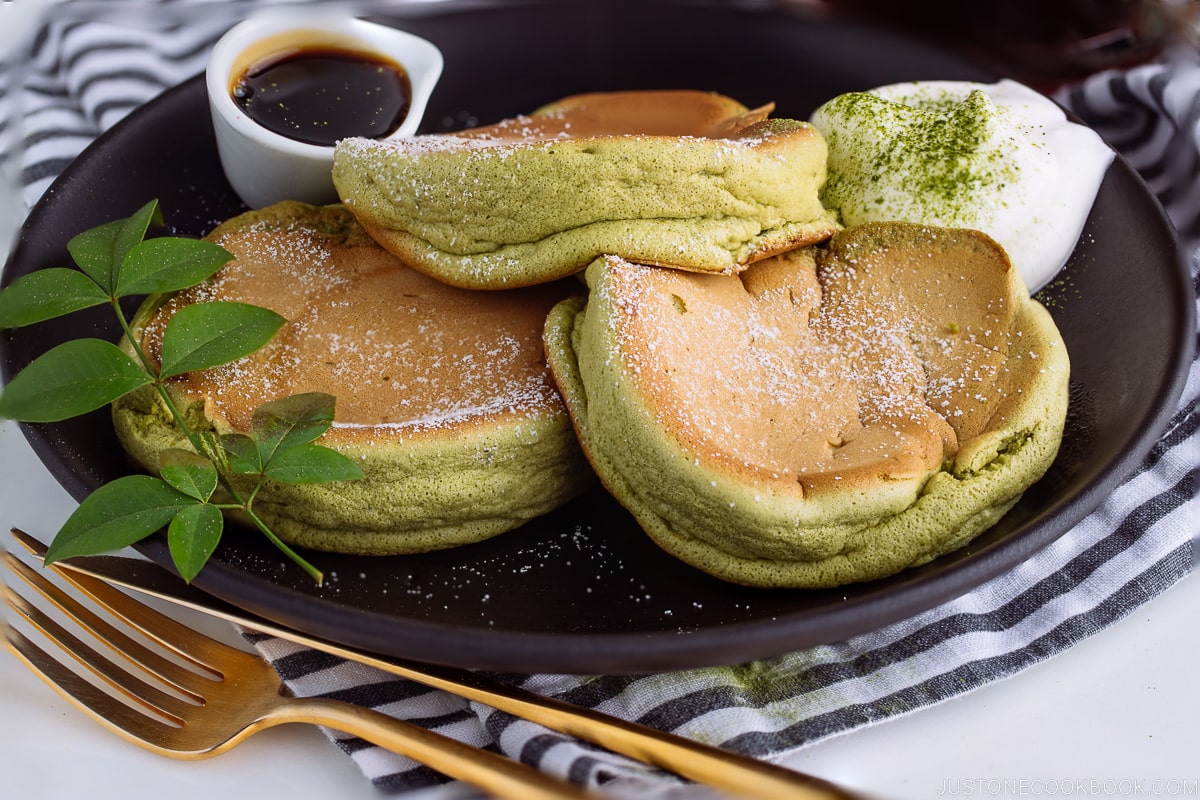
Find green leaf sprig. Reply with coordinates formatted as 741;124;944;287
0;200;364;582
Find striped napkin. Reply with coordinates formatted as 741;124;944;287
3;1;1197;795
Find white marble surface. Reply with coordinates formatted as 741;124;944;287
2;2;1198;798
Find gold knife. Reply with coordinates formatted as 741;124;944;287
10;528;864;800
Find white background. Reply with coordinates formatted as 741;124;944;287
2;2;1198;798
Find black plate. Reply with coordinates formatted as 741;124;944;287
2;0;1192;673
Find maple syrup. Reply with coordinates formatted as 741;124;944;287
233;46;411;146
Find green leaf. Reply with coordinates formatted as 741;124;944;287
0;338;152;422
67;219;129;292
251;392;337;466
158;301;285;379
67;200;161;292
114;200;164;266
159;448;218;502
264;443;365;485
219;432;262;474
0;269;111;328
44;475;197;564
115;238;233;297
167;503;224;582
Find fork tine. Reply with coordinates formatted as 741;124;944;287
7;535;266;689
2;618;191;755
3;577;196;721
4;552;219;699
7;532;265;689
28;550;242;675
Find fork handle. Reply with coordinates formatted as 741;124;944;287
274;696;597;800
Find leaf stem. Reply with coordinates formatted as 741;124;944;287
244;505;324;584
110;291;323;584
113;299;215;460
111;297;158;373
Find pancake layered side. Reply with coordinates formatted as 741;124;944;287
544;222;1070;588
113;202;593;555
331;90;840;289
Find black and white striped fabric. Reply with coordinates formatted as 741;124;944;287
3;1;1197;796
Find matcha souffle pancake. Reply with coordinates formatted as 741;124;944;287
113;202;593;555
332;90;840;289
544;222;1070;588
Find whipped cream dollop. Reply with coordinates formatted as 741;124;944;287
810;79;1113;291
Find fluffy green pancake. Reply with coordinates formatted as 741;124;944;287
331;90;840;289
112;202;593;555
544;222;1070;588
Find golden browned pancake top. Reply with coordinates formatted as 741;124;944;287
441;90;773;145
603;223;1030;496
139;206;574;442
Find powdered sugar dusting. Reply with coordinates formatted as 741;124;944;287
602;225;1028;486
142;224;570;440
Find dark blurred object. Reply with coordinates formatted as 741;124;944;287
817;0;1196;89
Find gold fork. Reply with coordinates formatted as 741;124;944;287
1;551;597;800
7;529;865;799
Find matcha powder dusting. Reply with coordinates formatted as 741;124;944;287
813;88;1024;227
808;79;1114;293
